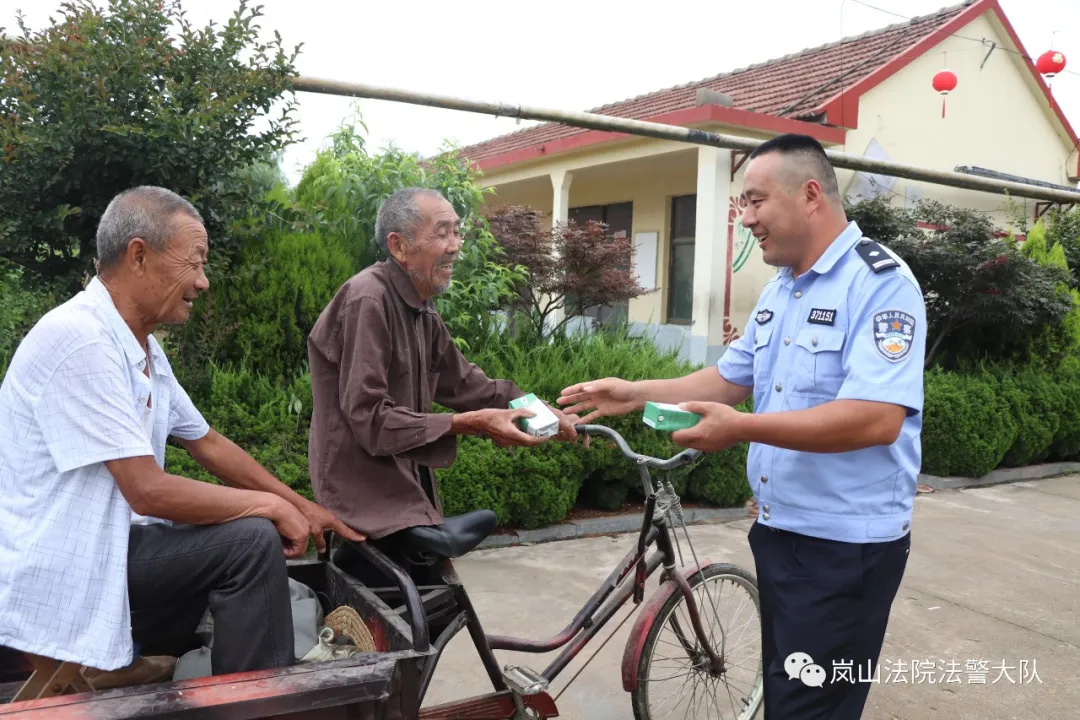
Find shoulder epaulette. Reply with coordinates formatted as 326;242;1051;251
855;238;900;273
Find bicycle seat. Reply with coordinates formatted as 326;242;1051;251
399;510;498;559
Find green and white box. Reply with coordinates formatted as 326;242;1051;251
642;401;701;431
508;393;561;438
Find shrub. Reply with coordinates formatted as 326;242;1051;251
436;437;512;523
165;364;314;500
921;368;1016;477
1019;220;1080;365
992;367;1059;468
1048;354;1080;461
0;261;62;379
1044;204;1080;285
172;126;527;379
437;326;753;515
290;124;526;353
844;197;1074;370
176;226;356;383
0;0;299;291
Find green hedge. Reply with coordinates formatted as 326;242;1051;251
165;327;755;530
165;364;315;501
922;368;1017;478
0;261;62;379
921;360;1080;478
450;328;754;521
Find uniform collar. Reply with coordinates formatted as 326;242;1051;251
384;259;434;313
85;277;150;370
780;221;863;283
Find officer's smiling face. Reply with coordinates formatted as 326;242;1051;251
741;152;812;270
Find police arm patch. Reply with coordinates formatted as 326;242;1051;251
872;310;916;362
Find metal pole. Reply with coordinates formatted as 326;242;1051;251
291;76;1080;206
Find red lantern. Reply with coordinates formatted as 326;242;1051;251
1036;50;1067;78
1035;50;1066;109
932;69;957;118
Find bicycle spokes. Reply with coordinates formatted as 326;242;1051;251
633;566;763;720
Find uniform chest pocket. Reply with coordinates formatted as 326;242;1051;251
790;326;847;396
752;325;773;392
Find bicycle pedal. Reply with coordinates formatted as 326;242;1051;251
502;664;549;695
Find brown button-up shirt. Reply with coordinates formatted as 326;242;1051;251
307;259;522;539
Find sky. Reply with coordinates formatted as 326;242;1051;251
3;0;1078;185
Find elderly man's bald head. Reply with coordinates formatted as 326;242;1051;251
747;134;841;201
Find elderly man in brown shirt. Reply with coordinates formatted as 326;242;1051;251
307;187;578;586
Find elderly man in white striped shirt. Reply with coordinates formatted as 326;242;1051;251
0;186;362;684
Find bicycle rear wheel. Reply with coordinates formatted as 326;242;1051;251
631;562;763;720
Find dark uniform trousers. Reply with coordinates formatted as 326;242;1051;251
748;520;911;720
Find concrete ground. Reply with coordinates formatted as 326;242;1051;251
422;475;1080;719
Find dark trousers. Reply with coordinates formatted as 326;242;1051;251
748;521;910;720
127;518;294;675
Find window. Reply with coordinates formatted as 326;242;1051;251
667;195;696;325
567;202;633;326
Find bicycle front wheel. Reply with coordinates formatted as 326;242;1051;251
630;562;763;720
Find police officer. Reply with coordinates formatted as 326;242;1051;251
558;133;926;719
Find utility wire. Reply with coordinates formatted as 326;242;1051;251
851;0;1080;77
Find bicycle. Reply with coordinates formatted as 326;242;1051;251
330;423;764;720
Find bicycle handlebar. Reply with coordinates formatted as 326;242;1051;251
575;424;701;470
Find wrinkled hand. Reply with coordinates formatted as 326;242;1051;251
268;498;315;559
671;401;746;453
547;403;581;444
557;377;639;424
478;408;548;448
298;498;366;553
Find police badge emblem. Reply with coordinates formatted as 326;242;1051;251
756;309;773;325
873;310;916;362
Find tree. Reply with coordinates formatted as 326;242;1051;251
486;204;649;339
881;201;1074;369
287;122;528;351
0;0;300;292
844;195;919;244
1020;218;1080;364
168;123;528;387
1044;204;1080;285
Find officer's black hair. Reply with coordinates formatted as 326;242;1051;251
748;133;841;200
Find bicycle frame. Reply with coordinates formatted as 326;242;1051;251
350;424;728;719
416;426;724;715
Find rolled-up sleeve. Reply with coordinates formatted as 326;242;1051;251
836;272;927;416
337;298;454;457
33;341;154;473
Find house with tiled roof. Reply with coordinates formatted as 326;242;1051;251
460;0;1080;365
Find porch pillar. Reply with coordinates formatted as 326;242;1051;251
549;170;573;327
691;146;732;366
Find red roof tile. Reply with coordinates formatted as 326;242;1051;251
460;1;975;163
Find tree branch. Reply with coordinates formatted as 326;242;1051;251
925;314;956;369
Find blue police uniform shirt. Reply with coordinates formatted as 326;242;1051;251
716;221;927;544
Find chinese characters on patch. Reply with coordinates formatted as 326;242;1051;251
785;652;1043;687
